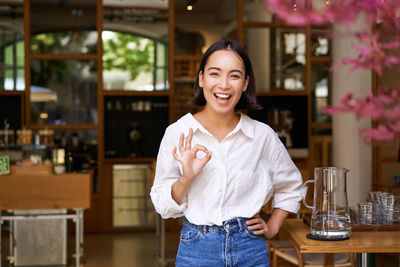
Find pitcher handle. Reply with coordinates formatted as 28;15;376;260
302;179;314;209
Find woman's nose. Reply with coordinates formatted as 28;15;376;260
219;76;229;89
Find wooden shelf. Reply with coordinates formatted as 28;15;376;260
310;56;332;62
0;90;25;96
30;54;98;61
311;122;332;129
28;124;99;131
256;90;308;97
104;157;155;164
103;90;170;97
243;21;303;29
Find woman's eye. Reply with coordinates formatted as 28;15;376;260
231;75;241;79
209;72;218;76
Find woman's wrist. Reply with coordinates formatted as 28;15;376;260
172;176;193;204
265;222;279;239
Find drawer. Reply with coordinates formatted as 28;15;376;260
113;178;145;197
113;164;149;180
113;198;146;227
113;164;149;197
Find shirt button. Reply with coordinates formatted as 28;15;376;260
218;188;222;192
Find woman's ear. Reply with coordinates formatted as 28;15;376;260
243;76;249;92
198;71;204;88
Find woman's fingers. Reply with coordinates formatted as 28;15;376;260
247;222;262;230
172;147;181;162
246;217;261;226
202;151;212;163
178;132;184;154
192;144;208;154
253;229;265;235
185;128;193;150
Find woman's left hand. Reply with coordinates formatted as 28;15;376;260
246;214;274;239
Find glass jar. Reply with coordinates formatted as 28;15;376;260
17;129;32;146
39;129;54;145
0;129;15;147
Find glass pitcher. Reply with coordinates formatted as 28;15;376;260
303;167;352;240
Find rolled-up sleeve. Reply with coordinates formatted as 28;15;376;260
150;126;187;219
271;141;306;214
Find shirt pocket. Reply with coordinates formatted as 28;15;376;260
233;171;272;207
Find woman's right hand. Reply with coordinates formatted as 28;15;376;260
172;127;212;182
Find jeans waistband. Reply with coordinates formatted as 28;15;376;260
183;217;249;234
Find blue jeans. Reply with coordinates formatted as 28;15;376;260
175;217;269;267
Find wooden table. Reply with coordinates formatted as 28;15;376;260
283;220;400;267
0;169;91;267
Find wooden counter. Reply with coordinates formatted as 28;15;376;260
283;220;400;254
0;165;91;267
0;170;91;210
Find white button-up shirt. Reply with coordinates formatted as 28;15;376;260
150;113;305;226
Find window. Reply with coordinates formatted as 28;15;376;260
102;31;168;91
1;27;24;91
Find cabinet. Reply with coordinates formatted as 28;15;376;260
239;0;333;176
112;164;155;228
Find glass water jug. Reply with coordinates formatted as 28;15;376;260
303;167;352;240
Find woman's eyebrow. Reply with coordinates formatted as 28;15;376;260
206;67;243;75
230;69;244;75
207;67;221;71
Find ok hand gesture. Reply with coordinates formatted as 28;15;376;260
172;128;212;182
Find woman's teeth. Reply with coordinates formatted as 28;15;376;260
215;93;231;100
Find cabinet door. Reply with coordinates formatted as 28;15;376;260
113;165;147;197
112;164;155;228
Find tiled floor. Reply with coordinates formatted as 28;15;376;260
3;229;400;267
82;231;175;267
2;229;180;267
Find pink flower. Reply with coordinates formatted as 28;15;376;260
266;0;400;143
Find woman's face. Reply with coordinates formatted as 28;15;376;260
199;49;249;116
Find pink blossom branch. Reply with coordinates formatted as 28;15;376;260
266;0;400;143
322;87;400;142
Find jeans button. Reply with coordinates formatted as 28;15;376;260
225;223;230;228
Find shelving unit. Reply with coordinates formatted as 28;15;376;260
237;0;333;177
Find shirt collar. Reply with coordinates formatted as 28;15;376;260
236;112;254;139
178;112;254;139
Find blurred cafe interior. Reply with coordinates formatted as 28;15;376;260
0;0;399;266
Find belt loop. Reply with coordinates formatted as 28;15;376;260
237;218;243;232
203;225;207;234
241;218;247;232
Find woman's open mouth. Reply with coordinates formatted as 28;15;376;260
214;93;231;102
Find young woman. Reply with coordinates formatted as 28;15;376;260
150;40;304;267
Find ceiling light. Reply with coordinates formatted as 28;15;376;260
186;0;196;11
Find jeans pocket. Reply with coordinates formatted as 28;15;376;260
244;228;263;239
180;226;203;243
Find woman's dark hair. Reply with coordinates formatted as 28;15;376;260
190;40;262;110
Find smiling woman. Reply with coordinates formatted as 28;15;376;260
151;40;305;267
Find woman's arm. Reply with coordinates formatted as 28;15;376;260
246;208;290;239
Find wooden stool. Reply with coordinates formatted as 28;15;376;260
267;240;354;267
